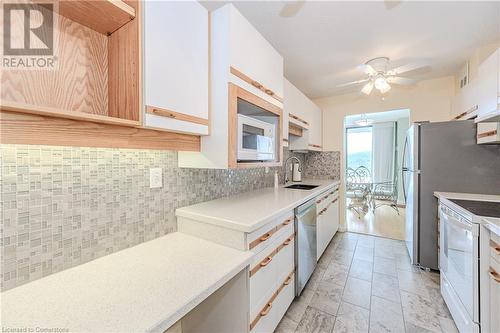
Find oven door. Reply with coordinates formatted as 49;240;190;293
440;204;479;323
237;116;275;161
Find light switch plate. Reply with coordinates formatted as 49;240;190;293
149;168;163;189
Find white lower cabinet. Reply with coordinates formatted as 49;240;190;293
177;210;295;333
488;257;500;333
316;187;340;260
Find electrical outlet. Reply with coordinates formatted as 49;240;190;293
149;168;163;189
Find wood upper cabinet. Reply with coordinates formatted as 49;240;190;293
285;79;323;151
476;48;500;122
178;4;284;169
142;1;209;135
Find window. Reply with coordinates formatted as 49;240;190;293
346;126;372;172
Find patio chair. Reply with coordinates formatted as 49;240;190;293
371;174;399;214
345;168;369;217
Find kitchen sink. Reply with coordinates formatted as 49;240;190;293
284;184;319;190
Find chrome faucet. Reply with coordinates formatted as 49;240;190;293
284;156;302;184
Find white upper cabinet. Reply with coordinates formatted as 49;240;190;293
179;4;284;169
228;8;284;101
143;1;209;135
476;48;500;122
285;79;323;151
452;79;478;120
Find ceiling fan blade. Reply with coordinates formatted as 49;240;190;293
385;0;402;10
389;62;428;75
361;82;374;95
279;1;305;18
336;78;369;88
357;64;377;75
387;76;417;85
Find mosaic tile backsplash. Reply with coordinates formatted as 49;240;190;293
0;145;339;290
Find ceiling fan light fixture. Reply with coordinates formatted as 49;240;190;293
355;114;374;127
374;76;388;89
361;82;374;95
379;84;391;94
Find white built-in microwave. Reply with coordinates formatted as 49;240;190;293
237;114;276;161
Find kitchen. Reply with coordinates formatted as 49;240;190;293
1;1;499;333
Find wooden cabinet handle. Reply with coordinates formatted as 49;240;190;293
331;198;338;204
260;256;273;267
153;108;176;119
260;302;272;316
489;268;500;283
491;240;500;255
251;81;263;89
260;232;272;242
284;276;292;285
283;237;293;246
265;89;274;96
282;218;293;225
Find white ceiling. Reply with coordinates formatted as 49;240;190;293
345;108;410;126
202;1;500;98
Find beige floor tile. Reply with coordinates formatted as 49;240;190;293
275;316;299;333
323;261;350;287
295;306;336;333
369;295;406;333
309;280;343;316
372;272;401;303
373;256;397;276
401;290;442;333
353;246;374;262
342;277;371;309
332;301;369;333
348;258;373;281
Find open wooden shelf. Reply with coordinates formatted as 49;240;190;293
51;0;136;35
1;101;140;127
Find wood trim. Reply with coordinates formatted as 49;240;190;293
0;111;200;151
477;130;498;139
230;67;283;103
1;101;140;127
289;113;309;126
227;83;284;169
249;233;295;277
146;106;209;126
453;105;478;120
289;124;303;137
249;270;295;330
53;0;136;35
249;217;293;250
108;0;140;122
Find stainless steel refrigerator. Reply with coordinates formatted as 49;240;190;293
402;120;500;270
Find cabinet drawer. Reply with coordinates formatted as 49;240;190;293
316;187;339;212
247;212;294;252
250;272;295;333
249;231;295;318
489;258;500;333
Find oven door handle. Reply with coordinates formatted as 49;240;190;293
440;206;473;232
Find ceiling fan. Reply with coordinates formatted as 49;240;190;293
337;57;427;95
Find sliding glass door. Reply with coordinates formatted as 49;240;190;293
346;126;373;172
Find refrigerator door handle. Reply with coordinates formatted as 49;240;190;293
402;137;409;202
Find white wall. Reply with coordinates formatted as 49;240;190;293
316;76;455;152
315;76;455;230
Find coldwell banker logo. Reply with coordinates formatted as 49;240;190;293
2;2;58;69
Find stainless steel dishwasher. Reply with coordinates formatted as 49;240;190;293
295;198;317;296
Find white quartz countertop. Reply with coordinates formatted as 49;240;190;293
1;232;253;333
176;179;340;233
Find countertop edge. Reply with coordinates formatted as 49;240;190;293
176;180;339;233
149;249;252;332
